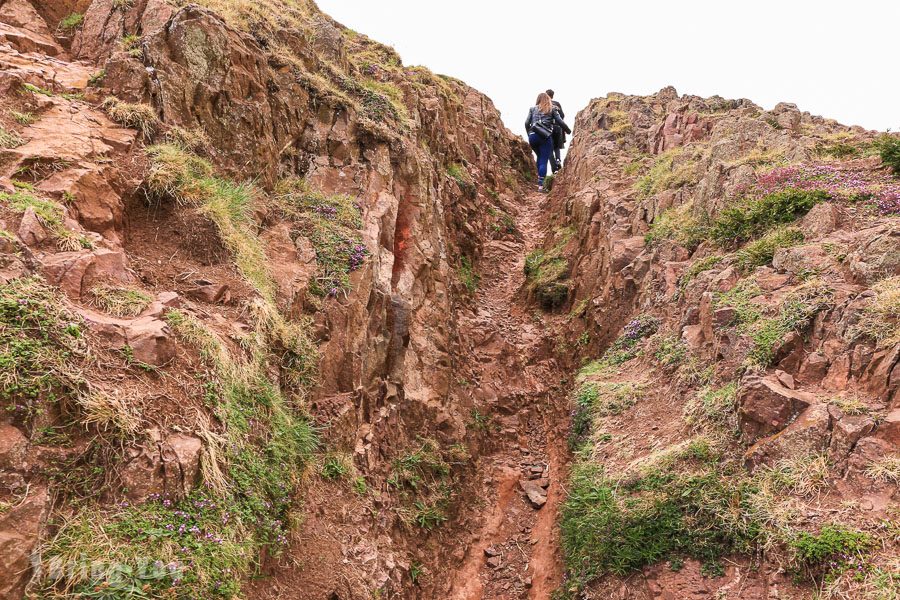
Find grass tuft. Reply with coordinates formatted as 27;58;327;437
734;226;804;271
90;285;153;317
102;97;158;139
852;275;900;348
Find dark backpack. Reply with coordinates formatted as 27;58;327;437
530;107;554;139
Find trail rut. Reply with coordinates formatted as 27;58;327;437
450;190;570;599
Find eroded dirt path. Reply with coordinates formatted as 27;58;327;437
451;191;570;599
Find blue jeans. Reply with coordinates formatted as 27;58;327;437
528;132;554;185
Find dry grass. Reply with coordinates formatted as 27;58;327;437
0;125;23;149
854;276;900;348
865;456;900;485
76;388;141;434
102;97;158;139
90;285;152;317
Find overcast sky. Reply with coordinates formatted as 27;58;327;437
317;0;898;140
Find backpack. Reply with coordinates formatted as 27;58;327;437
530;107;554;140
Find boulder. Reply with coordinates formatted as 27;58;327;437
16;207;47;246
828;413;875;461
845;225;900;285
38;167;125;243
185;280;231;304
801;203;845;237
519;479;547;509
737;375;816;443
41;249;134;299
0;485;50;599
119;431;203;501
78;309;176;366
744;403;832;469
798;351;831;385
127;316;177;366
0;423;28;471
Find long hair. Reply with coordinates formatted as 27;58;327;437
536;92;552;115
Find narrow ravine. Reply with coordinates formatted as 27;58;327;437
450;190;571;599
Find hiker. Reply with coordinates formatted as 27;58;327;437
546;89;567;173
525;92;570;192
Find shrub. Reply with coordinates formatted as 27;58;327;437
711;188;828;247
678;255;723;292
683;382;738;434
11;111;35;125
58;12;84;31
321;455;351;480
102;97;157;139
734;226;804;271
747;282;833;367
458;256;479;293
0;189;91;251
599;315;660;367
524;246;570;310
789;525;873;582
875;134;900;177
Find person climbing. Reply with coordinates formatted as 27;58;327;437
525;92;570;192
546;89;567;173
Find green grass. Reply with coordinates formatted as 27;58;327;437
635;148;696;198
714;279;764;327
40;307;321;597
11;110;35;125
22;82;54;97
458;256;479;294
734;226;804;271
146;145;277;302
788;525;873;583
581;314;660;372
273;178;366;297
683;382;739;435
570;381;643;450
561;453;761;585
446;162;475;197
524;232;574;310
653;335;686;367
0;278;85;423
320;454;351;480
677;255;723;293
0;189;91;251
645;202;708;251
58;12;84;31
710;188;828;247
746;282;833;367
388;439;465;530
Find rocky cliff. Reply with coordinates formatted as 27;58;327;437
0;1;898;599
544;88;899;598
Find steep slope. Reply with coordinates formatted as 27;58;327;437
0;1;555;598
543;88;899;598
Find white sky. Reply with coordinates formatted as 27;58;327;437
316;0;898;140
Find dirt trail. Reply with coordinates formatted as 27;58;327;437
450;190;570;599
